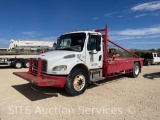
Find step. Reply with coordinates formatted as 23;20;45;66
91;77;106;82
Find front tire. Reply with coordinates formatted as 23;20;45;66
65;68;88;96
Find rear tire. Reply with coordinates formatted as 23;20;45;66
24;61;29;68
65;68;88;96
147;60;151;66
14;61;22;69
130;62;140;78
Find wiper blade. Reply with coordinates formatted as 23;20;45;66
56;47;78;51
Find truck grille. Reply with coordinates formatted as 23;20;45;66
41;60;47;72
32;59;47;73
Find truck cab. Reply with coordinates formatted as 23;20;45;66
34;31;103;75
152;53;160;64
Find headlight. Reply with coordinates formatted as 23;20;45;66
64;54;75;59
52;65;67;71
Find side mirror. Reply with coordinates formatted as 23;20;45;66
96;35;101;46
96;46;101;51
96;35;101;51
90;45;95;50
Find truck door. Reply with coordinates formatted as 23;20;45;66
157;54;160;63
85;34;103;69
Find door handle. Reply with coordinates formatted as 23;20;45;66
99;55;102;61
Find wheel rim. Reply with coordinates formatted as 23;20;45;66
16;63;22;68
26;62;29;67
135;65;139;75
73;74;85;91
148;61;151;65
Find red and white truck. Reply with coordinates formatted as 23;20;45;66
13;25;144;96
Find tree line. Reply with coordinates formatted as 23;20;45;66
130;48;160;57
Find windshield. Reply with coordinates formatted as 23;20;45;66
56;33;86;52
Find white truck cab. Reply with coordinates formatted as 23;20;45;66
152;53;160;64
35;31;103;75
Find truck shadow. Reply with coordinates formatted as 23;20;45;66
12;76;125;101
143;72;160;80
12;83;69;101
0;66;29;69
0;66;13;69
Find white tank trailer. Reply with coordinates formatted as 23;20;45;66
0;39;56;69
8;39;56;50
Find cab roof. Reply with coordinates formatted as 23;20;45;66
64;30;102;35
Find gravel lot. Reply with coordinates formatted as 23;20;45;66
0;65;160;120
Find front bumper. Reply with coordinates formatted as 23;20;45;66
13;72;67;88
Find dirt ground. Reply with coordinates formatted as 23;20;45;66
0;65;160;120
